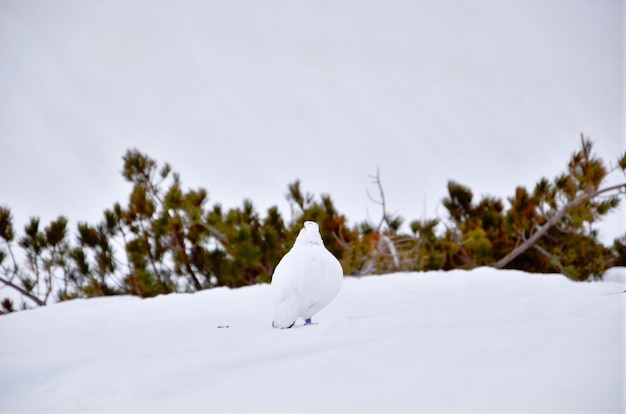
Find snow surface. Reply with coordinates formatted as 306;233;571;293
1;268;624;412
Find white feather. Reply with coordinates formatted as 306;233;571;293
271;221;343;329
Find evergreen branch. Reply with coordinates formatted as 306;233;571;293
494;182;626;269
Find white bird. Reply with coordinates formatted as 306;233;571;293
271;221;343;329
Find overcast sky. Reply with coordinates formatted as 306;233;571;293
0;0;624;244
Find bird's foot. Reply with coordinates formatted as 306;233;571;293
304;318;312;325
272;320;296;329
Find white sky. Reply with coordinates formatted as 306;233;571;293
0;0;624;244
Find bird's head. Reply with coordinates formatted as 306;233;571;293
293;221;324;247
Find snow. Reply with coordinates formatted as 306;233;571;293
1;267;624;412
271;221;343;328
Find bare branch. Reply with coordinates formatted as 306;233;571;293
331;232;350;250
198;222;228;246
368;168;388;232
379;234;400;268
533;243;565;273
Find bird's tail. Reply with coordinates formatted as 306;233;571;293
272;298;299;329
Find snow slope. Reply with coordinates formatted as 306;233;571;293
1;268;624;412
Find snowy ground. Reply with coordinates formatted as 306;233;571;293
1;268;624;413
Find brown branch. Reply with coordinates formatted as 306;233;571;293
172;231;202;290
0;275;46;307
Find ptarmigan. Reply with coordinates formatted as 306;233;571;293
271;221;343;329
